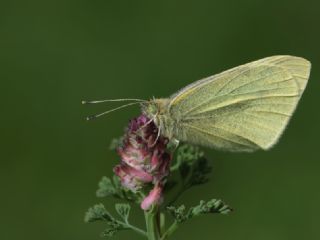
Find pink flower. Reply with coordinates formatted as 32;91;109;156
117;145;149;171
113;114;172;208
114;163;153;191
141;183;163;210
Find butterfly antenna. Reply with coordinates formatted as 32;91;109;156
82;98;146;104
150;123;161;147
85;102;141;121
137;118;154;131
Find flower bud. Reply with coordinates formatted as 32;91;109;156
141;183;163;210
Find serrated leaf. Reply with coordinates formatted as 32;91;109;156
85;204;131;238
101;221;125;238
167;199;232;224
96;176;141;203
101;228;118;238
164;144;212;206
96;177;116;198
115;203;130;222
113;175;121;189
189;199;233;217
167;205;188;223
190;158;212;185
171;144;211;184
84;204;113;223
176;144;204;165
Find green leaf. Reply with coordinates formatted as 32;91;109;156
176;144;204;165
85;204;130;237
170;144;211;183
96;176;141;203
96;176;116;198
167;199;232;224
188;199;233;217
115;203;131;222
164;144;213;207
84;204;112;223
166;205;188;223
170;144;203;171
101;221;126;238
189;157;212;186
112;175;122;189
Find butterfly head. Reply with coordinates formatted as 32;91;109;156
141;101;158;122
141;98;170;119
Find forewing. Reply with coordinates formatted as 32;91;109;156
169;56;311;151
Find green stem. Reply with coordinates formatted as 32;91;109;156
159;212;166;236
160;221;179;240
125;222;148;237
144;208;160;240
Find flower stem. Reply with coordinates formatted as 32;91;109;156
144;208;160;240
160;221;179;240
159;212;166;236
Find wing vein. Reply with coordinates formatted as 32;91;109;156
248;110;291;117
186;92;299;117
184;123;257;148
229;75;292;94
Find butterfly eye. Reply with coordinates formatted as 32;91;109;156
143;102;158;117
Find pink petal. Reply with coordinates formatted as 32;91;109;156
114;164;153;183
140;183;163;210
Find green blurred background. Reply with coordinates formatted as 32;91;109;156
1;1;319;239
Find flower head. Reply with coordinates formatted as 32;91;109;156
113;114;171;209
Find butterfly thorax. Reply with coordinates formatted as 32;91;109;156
142;98;178;140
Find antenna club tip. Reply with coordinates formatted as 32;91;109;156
86;115;96;121
82;100;88;104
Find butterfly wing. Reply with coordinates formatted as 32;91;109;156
168;55;311;151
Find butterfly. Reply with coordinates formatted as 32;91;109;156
84;55;311;152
